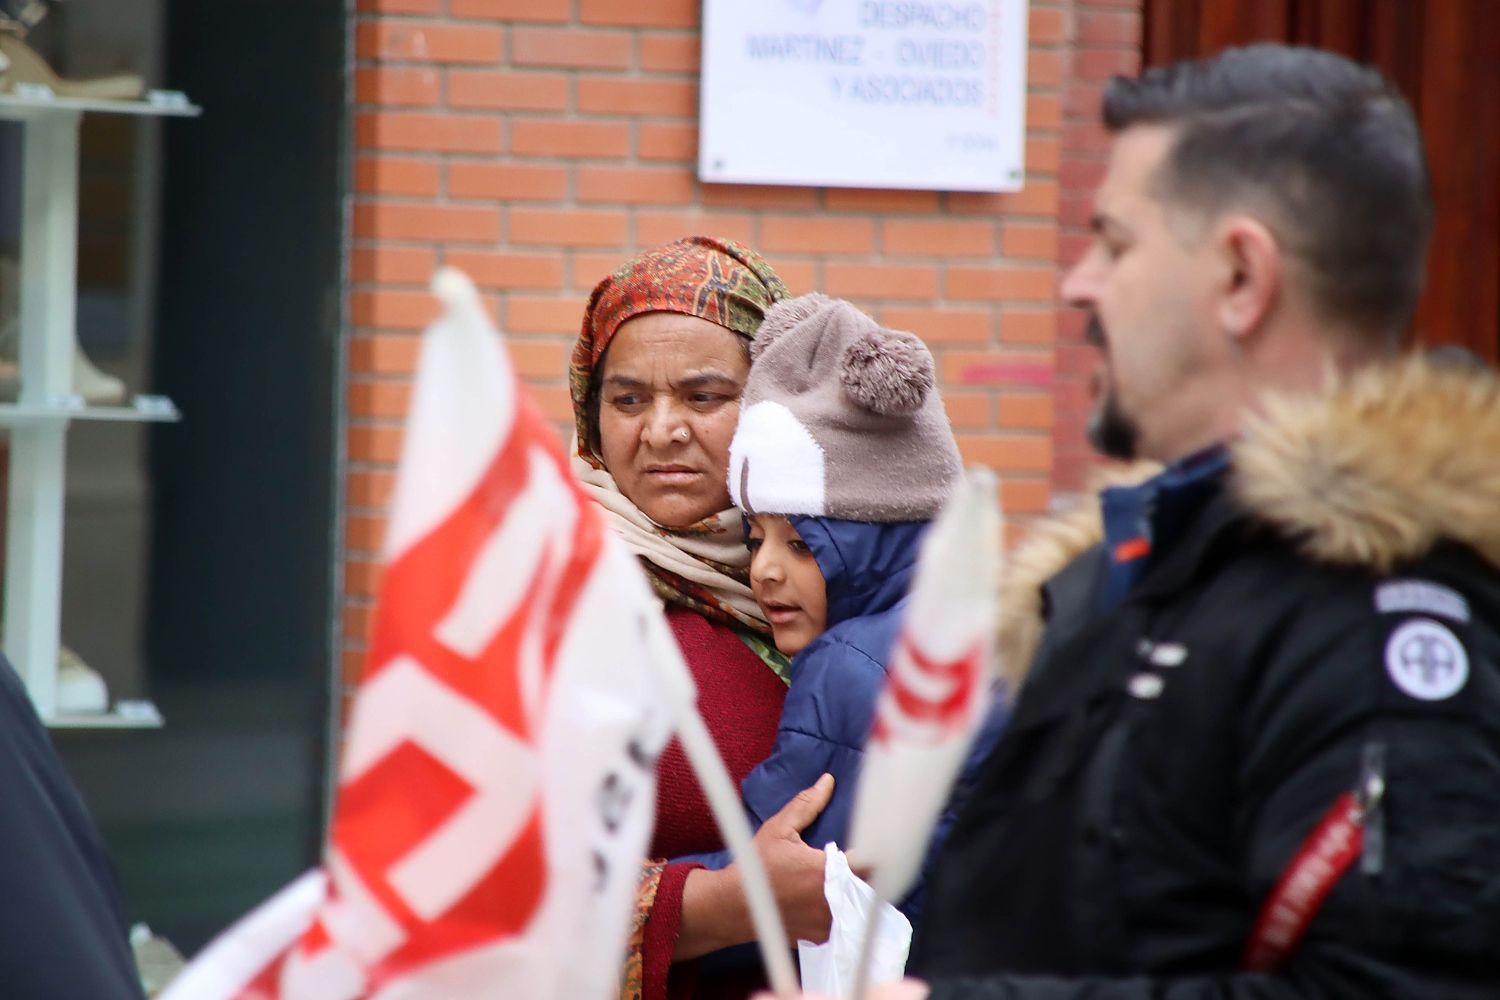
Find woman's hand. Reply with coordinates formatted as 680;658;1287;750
674;774;836;959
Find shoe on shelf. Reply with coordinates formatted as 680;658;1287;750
57;644;109;714
0;258;129;405
72;342;126;403
0;34;143;101
0;352;127;404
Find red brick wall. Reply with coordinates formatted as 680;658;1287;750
342;0;1142;687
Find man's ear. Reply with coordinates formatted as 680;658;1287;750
1214;216;1282;344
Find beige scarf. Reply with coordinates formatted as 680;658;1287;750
571;453;771;633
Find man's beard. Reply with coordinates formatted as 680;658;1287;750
1087;385;1140;461
1083;315;1140;461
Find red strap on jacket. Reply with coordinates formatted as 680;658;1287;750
1241;792;1366;972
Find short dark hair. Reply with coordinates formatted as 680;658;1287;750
1103;44;1432;346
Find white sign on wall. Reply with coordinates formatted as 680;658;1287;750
699;0;1030;192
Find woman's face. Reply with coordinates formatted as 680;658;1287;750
596;312;751;528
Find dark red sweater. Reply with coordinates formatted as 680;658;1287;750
640;606;788;1000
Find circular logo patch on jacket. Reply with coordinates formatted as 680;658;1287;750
1385;618;1469;701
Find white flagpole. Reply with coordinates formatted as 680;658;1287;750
847;468;1003;1000
677;712;800;996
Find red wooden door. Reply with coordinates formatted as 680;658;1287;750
1142;0;1500;362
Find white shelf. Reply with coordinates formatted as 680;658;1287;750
2;86;197;725
0;397;181;424
46;700;165;730
0;90;200;119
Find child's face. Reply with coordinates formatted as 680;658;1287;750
747;515;828;657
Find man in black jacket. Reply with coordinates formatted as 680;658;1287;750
0;654;144;997
769;43;1500;1000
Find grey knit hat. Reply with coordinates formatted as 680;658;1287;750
728;293;963;522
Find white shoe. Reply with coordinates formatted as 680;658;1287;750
72;343;125;403
0;349;127;404
57;645;109;713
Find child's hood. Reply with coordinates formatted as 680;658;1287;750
789;515;928;628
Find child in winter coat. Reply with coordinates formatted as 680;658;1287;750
679;292;1006;926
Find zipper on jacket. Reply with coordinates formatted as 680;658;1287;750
1357;740;1387;877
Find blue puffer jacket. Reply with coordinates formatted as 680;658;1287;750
679;515;1007;924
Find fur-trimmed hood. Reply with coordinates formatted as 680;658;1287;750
1234;355;1500;574
997;355;1500;688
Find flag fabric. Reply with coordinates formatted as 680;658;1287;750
846;468;1003;905
164;268;693;1000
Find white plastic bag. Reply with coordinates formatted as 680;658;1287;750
797;844;912;996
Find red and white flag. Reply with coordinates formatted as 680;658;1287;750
847;468;1002;905
164;269;693;1000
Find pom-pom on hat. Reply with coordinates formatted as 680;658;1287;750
729;293;963;522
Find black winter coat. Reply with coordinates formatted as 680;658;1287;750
911;358;1500;998
0;654;144;997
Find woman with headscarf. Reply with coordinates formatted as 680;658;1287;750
570;237;831;1000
